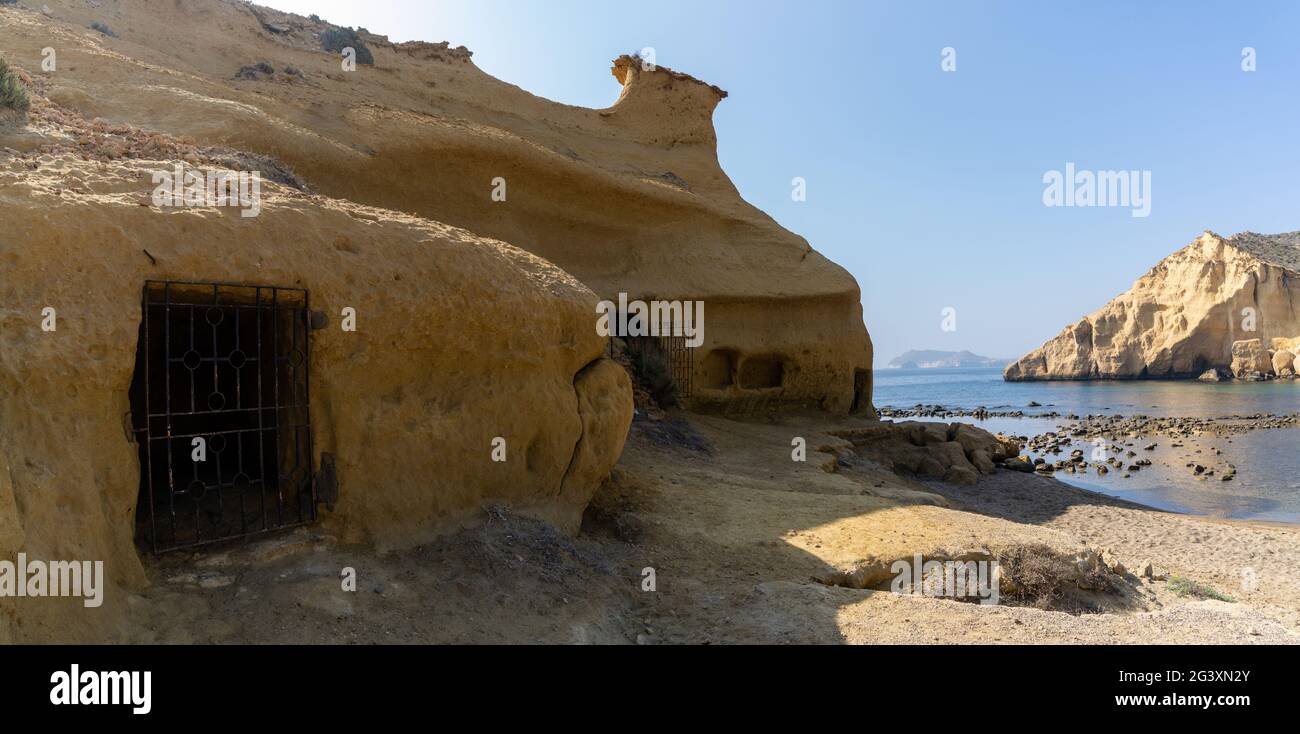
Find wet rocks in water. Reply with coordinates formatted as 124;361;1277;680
879;393;1294;489
878;405;1062;420
1002;455;1035;473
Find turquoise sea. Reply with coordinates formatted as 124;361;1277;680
874;368;1300;523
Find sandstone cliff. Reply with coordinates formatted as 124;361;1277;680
0;0;873;413
0;0;880;641
1005;230;1300;381
0;113;632;642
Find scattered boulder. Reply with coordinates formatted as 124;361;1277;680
1198;368;1230;382
1100;548;1127;576
1231;338;1273;378
830;421;1017;484
234;62;277;80
1070;549;1111;591
1003;455;1035;473
1272;350;1295;376
1139;559;1169;581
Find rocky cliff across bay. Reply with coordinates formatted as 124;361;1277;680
1005;230;1300;382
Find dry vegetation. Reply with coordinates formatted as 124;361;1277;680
0;57;29;113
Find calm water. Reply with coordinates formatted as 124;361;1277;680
874;368;1300;523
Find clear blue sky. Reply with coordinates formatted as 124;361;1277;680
264;0;1300;364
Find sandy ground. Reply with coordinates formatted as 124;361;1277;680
126;412;1300;644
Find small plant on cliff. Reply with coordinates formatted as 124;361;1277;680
320;26;374;65
90;21;118;38
0;57;30;113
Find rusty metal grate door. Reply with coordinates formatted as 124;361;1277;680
655;334;694;400
135;280;315;553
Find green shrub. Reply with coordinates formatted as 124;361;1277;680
1167;575;1235;602
320;27;374;65
0;57;30;113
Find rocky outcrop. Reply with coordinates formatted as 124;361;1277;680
1272;350;1295;377
829;422;1021;486
1198;368;1230;382
0;152;631;641
1231;339;1273;378
0;0;873;414
1006;231;1300;381
0;0;872;641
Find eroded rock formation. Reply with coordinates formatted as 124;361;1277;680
1005;231;1300;381
1231;338;1272;379
0;0;873;413
0;0;872;641
0;151;630;640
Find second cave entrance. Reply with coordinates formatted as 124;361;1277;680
130;280;316;553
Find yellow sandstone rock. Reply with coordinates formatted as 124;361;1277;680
0;156;630;640
1006;231;1300;381
0;0;873;414
0;0;873;641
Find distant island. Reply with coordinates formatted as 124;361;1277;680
885;350;1009;369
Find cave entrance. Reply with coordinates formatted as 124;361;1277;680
656;332;694;401
606;307;696;404
850;368;870;414
130;280;315;553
